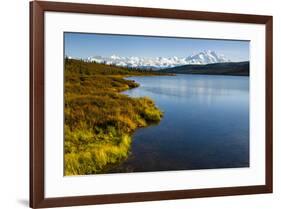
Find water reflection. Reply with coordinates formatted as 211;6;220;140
109;74;249;173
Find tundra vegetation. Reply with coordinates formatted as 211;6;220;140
64;58;164;175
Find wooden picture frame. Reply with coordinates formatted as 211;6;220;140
30;1;273;208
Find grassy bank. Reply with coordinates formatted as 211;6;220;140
64;59;164;175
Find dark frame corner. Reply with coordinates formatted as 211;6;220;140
30;1;273;208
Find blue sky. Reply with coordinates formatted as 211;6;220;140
64;32;249;62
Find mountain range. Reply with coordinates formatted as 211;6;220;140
86;50;230;69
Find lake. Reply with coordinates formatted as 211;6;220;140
109;74;249;173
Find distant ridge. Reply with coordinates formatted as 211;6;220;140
159;61;249;76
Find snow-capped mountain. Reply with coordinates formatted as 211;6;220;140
87;51;230;69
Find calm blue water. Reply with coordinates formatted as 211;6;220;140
110;74;249;173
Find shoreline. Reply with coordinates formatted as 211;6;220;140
64;59;165;176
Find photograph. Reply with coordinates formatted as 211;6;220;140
64;33;250;176
28;2;273;207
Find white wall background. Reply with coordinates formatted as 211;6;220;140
0;0;279;208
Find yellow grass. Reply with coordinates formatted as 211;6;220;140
64;59;164;175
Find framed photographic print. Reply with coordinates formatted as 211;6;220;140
30;1;273;208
